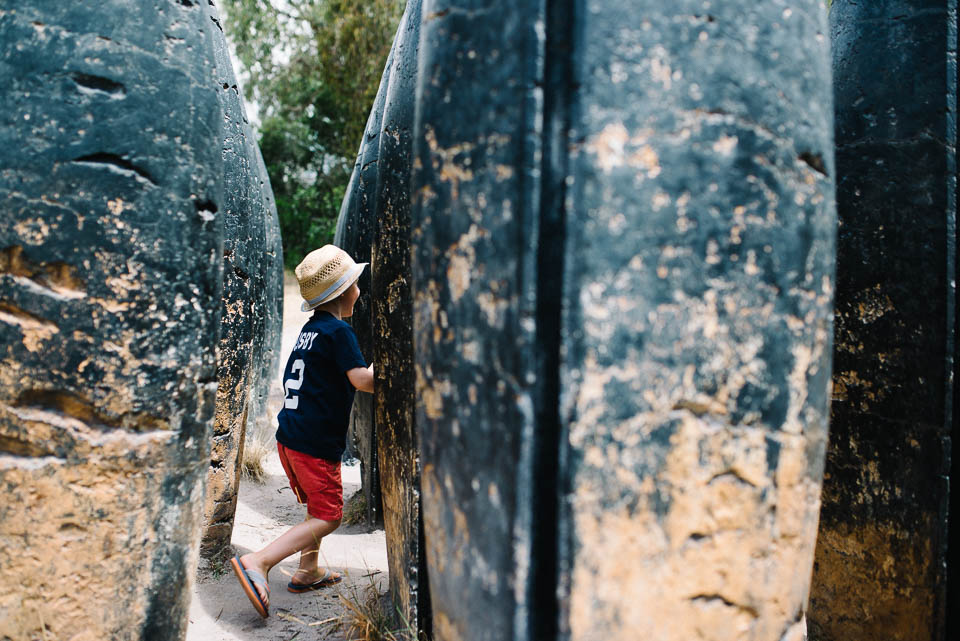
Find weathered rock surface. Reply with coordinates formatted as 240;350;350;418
334;32;399;527
335;2;429;629
0;2;224;640
808;3;955;640
371;0;429;634
558;2;835;640
411;2;556;639
411;1;835;640
247;143;283;457
198;1;281;558
199;0;260;557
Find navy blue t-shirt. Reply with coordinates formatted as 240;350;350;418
276;311;367;462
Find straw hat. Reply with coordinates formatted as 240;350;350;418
295;245;367;312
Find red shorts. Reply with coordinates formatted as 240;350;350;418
277;443;343;521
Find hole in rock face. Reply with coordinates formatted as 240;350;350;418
13;389;168;433
195;199;219;214
72;153;157;186
0;433;58;458
71;73;126;97
799;151;827;176
16;389;106;425
0;246;86;296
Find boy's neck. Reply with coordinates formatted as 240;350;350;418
315;303;341;320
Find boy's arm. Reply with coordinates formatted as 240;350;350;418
347;364;374;393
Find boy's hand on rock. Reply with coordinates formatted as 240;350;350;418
347;364;374;393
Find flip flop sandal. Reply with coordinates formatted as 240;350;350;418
287;568;343;593
231;554;270;617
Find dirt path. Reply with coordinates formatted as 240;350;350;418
186;271;388;641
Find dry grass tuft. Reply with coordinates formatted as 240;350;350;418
343;490;368;526
241;418;274;483
241;437;270;482
334;576;420;641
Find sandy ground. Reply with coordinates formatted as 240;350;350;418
186;271;388;641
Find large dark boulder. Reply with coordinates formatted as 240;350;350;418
371;0;429;634
199;0;265;557
411;2;565;639
0;1;224;639
808;3;956;640
411;1;544;641
334;2;429;629
334;29;399;527
247;143;283;457
557;2;835;639
411;2;836;640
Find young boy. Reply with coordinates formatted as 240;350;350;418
231;244;374;618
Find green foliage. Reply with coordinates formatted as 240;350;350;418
222;0;404;268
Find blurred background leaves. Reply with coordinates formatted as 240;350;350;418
222;0;404;268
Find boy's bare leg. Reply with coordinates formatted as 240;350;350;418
292;516;340;585
239;516;341;604
294;540;320;583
